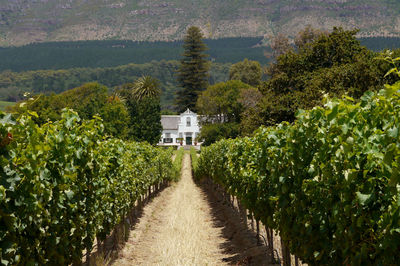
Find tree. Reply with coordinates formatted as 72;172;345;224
238;87;263;135
198;123;240;146
229;59;263;87
127;97;162;144
100;95;130;138
258;27;400;126
176;26;210;113
269;33;292;59
119;79;162;145
196;80;253;144
9;82;131;139
264;28;359;122
197;80;252;123
131;75;161;100
294;25;326;49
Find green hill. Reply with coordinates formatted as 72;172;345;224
0;38;269;72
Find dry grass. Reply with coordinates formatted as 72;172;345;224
112;154;226;266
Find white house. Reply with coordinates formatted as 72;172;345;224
159;109;201;147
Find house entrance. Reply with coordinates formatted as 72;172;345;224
186;137;192;145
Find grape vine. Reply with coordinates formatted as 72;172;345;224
0;109;175;265
195;85;400;265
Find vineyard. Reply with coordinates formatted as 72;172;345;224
195;84;400;265
2;88;400;264
1;47;400;265
0;109;176;265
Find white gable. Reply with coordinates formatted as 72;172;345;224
159;109;201;146
182;108;195;115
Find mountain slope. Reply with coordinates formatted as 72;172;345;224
0;0;399;46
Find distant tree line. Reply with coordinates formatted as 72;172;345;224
0;37;397;73
0;38;269;72
0;61;230;110
359;37;400;51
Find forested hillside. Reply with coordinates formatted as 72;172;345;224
0;37;399;72
0;0;400;46
0;61;230;109
0;38;268;72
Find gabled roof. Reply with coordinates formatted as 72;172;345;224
182;108;196;115
161;115;180;130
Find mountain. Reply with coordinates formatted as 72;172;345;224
0;0;399;46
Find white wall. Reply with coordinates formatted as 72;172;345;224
160;130;179;145
178;112;200;145
159;110;201;146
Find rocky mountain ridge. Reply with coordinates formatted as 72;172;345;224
0;0;399;46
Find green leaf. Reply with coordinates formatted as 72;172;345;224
356;192;371;206
388;127;399;138
389;167;400;187
344;95;355;102
384;68;397;77
341;124;349;134
0;113;15;125
27;110;39;118
384;144;396;165
346;136;354;145
327;105;339;121
0;185;5;201
65;190;74;200
384;84;398;97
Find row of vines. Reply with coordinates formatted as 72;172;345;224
0;109;176;265
195;85;400;265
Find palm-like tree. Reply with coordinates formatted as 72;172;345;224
131;76;161;100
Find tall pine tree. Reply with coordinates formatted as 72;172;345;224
176;26;210;113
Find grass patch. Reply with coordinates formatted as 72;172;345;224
190;147;198;175
173;147;185;180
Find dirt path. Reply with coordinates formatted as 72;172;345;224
112;153;270;266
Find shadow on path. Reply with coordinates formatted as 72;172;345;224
85;184;167;265
195;178;276;266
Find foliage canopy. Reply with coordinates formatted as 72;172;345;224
229;59;263;87
257;27;400;127
9;82;130;139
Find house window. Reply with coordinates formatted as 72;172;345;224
163;133;172;143
186;117;191;127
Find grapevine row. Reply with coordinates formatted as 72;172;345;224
0;109;175;265
195;88;400;265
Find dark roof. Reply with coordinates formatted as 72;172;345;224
161;115;180;130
